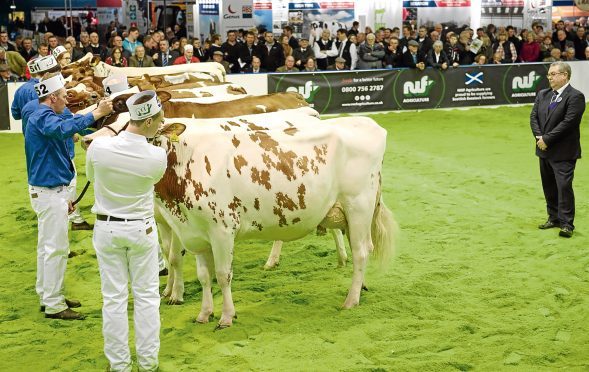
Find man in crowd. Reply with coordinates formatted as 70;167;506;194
327;56;347;71
402;39;426;70
553;29;574;58
0;63;15;84
334;28;357;70
0;31;16;51
19;37;37;62
86;90;166;372
313;29;337;70
111;35;132;60
242;55;265;73
47;35;60;54
153;39;178;67
129;45;155;67
531;62;586;238
276;55;299;72
123;26;143;56
572;26;586;60
212;50;231;73
25;72;113;319
85;32;108;61
237;31;257;71
0;46;27;78
256;31;283;72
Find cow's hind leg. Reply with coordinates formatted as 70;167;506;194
331;229;347;267
165;233;185;305
264;241;283;270
342;197;374;309
195;250;215;323
211;234;236;329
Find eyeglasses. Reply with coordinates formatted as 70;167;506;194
547;71;565;77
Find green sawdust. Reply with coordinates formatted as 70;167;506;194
1;104;589;371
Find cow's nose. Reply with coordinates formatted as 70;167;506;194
81;137;92;150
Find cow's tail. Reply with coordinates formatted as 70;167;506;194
370;177;397;269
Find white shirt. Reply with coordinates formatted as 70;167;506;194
554;82;569;100
86;131;167;219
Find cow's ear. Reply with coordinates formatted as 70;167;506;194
159;123;186;139
156;90;172;103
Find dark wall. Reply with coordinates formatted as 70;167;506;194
0;0;97;30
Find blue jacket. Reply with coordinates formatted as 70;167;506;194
11;78;39;120
25;104;95;187
21;100;77;159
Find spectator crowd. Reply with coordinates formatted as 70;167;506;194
1;17;589;85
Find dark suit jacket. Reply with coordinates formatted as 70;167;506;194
426;50;450;68
255;42;284;72
401;50;425;68
153;50;179;67
530;85;586;161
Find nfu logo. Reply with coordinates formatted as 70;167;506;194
403;76;435;97
286;81;319;102
512;71;541;92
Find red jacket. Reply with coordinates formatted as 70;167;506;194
519;41;540;62
173;56;200;65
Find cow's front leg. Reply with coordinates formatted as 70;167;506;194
195;251;215;323
166;233;184;305
263;241;283;270
211;234;236;328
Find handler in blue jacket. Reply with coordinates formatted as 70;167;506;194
25;72;112;320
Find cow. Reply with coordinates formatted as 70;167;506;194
145;115;395;328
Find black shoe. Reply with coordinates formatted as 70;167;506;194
45;308;86;320
40;298;81;312
538;220;560;229
71;221;94;231
159;268;168;276
559;227;573;238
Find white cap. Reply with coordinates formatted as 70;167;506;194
35;73;65;98
52;45;67;59
28;55;59;75
184;44;193;52
126;90;162;120
102;74;129;96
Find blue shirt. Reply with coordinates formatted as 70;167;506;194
25;104;95;187
22;100;77;159
122;38;142;55
11;78;39;120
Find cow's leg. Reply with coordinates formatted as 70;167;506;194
211;235;236;328
342;198;374;309
331;229;347;267
166;233;184;305
263;241;283;270
195;250;215;323
158;222;174;298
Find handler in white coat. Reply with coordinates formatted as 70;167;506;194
86;90;167;372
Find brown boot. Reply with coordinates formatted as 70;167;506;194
45;308;86;320
40;298;81;312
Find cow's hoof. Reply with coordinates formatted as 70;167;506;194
167;298;184;305
362;284;368;291
195;312;214;324
263;261;279;270
337;260;347;268
342;299;359;309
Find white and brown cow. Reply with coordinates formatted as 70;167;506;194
149;115;396;328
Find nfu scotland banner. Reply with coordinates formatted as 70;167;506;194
268;63;550;114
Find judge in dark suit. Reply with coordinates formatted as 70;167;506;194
531;62;586;237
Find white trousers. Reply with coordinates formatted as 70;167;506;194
67;163;85;224
28;185;69;314
93;217;161;372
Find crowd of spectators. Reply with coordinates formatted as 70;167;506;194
1;17;589;84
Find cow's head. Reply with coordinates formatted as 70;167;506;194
67;89;100;113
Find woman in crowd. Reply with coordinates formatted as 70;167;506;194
179;37;188;54
105;47;127;67
303;57;317;72
519;31;540;62
280;34;292;59
492;30;517;63
540;35;554;61
477;35;494;63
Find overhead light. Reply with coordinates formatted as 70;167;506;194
10;0;16;9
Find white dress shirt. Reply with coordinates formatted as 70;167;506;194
86;131;166;219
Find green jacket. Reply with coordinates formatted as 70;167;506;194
2;51;27;76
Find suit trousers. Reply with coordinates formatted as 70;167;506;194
28;185;70;314
93;217;160;372
539;158;576;229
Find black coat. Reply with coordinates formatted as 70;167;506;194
401;50;425;68
255;42;284;72
426;49;450;68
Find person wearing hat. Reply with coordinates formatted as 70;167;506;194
292;37;315;69
212;50;231;74
0;46;27;78
86;90;166;371
17;55;95;232
25;72;113;320
402;39;426;70
52;45;71;68
0;63;15;85
173;44;200;65
327;56;347;71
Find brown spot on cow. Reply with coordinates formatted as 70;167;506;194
226;169;231;178
204;156;211;176
227;121;241;127
297;184;307;209
292;217;301;224
208;187;216;195
273;207;288;227
232;135;240;148
254;198;260;210
155;148;190;221
297;156;309;176
221;124;231;132
251;167;272;190
228;196;242;212
275;150;297;181
310;159;319;175
276;192;298;212
241;119;268;131
262;153;275;170
314;145;327;165
252;221;263;231
249;131;279;153
283;127;298;136
233;155;248;175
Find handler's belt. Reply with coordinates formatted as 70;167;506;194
96;214;147;222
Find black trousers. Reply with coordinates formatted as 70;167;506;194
539;158;576;229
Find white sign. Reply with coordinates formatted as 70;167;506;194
220;0;255;36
